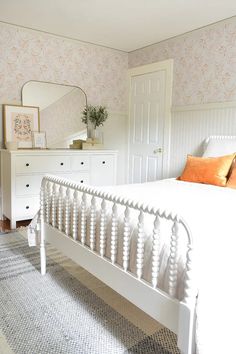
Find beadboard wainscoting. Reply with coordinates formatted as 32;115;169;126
101;111;128;185
169;102;236;177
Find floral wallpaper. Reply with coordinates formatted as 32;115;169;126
129;17;236;106
0;22;128;112
1;17;236;120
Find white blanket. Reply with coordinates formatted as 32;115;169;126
91;179;236;354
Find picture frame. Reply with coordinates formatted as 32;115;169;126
3;104;40;148
32;131;47;149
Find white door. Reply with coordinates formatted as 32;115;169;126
128;69;168;183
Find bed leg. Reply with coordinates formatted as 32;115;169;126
40;185;46;275
40;241;46;275
178;301;196;354
40;221;46;275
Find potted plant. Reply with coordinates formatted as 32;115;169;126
82;105;108;141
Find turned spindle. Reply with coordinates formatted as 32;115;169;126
99;199;107;257
136;210;144;279
123;206;131;271
110;203;118;264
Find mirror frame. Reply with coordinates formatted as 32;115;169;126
21;80;87;113
21;80;88;146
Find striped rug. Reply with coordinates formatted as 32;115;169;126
0;232;180;354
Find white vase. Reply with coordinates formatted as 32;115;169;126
87;120;94;139
93;127;103;143
87;122;103;143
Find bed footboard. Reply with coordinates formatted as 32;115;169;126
40;175;197;354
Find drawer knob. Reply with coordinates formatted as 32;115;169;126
26;184;29;188
60;162;64;166
26;163;29;167
81;162;84;165
102;161;106;164
80;180;84;183
26;206;29;209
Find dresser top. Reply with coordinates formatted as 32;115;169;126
0;149;118;155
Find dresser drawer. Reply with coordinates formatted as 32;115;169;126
50;172;90;185
14;196;39;219
90;155;115;185
15;175;43;196
15;155;70;174
70;172;90;185
70;155;89;171
91;155;114;170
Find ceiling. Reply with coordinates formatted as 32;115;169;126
0;0;235;52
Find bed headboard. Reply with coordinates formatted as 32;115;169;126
203;135;236;151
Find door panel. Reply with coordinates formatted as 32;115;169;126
129;70;166;183
132;155;142;184
146;156;158;182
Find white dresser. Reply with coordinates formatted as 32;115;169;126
1;149;117;228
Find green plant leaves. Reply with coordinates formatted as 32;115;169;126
82;105;108;128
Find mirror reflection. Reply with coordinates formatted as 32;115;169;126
22;81;87;148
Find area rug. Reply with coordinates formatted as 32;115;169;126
0;232;180;354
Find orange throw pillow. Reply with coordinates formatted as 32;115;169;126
227;162;236;189
179;154;236;187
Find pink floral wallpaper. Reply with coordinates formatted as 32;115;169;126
129;17;236;106
1;17;236;114
0;22;128;111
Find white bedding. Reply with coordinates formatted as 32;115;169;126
85;179;236;354
36;178;236;354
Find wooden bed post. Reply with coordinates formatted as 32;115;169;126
40;182;46;275
178;300;196;354
177;234;196;354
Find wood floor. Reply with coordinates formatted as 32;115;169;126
0;219;31;233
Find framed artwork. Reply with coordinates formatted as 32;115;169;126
3;104;40;148
32;131;47;149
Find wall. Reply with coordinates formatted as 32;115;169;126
2;17;236;186
129;17;236;107
0;22;128;184
129;17;236;176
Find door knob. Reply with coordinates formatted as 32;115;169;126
153;148;163;154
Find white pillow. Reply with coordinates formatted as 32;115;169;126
203;136;236;157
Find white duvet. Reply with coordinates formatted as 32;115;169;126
37;178;236;354
86;179;236;354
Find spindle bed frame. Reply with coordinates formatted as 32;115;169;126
40;175;197;354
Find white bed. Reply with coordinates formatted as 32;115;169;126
36;135;236;354
36;176;236;354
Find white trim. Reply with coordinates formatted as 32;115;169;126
127;59;173;180
172;100;236;112
128;59;173;77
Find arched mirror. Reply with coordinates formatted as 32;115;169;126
21;81;87;148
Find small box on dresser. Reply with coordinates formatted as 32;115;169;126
0;149;118;229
